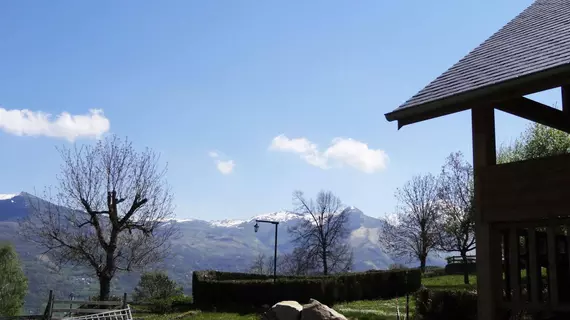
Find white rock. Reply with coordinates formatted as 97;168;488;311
300;299;347;320
263;300;303;320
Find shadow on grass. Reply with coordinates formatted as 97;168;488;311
427;284;476;291
191;304;264;316
341;311;393;320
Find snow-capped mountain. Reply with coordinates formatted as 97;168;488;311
0;193;445;312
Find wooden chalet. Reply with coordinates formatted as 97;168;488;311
385;0;570;319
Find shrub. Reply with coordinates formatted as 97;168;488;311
192;269;421;309
0;243;28;316
84;295;124;310
170;295;193;311
414;288;477;320
133;271;183;303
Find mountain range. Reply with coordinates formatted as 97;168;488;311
0;192;445;313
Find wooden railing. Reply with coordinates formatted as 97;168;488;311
446;255;476;264
43;291;128;320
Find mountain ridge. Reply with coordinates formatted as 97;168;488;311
0;192;446;312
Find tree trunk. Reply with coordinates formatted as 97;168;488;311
419;255;427;273
322;247;328;275
99;275;112;301
461;252;470;284
100;244;116;301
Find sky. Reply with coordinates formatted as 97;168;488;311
0;0;561;221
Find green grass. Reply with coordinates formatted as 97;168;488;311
422;274;477;291
140;274;477;320
137;311;258;320
334;296;414;319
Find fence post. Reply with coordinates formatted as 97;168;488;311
405;271;409;320
43;290;53;320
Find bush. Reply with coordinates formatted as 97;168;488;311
133;271;183;302
84;295;124;310
192;269;421;310
170;295;193;311
0;243;28;316
147;298;174;314
414;288;477;320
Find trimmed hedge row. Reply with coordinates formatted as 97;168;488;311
192;269;421;309
444;263;476;275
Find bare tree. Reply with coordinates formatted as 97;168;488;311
437;152;475;284
279;248;319;276
379;174;440;273
19;135;177;300
249;253;267;275
288;190;352;275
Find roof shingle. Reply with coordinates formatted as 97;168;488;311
387;0;570;121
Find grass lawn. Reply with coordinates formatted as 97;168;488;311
139;274;477;320
137;311;258;320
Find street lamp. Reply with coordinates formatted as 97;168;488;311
254;219;279;282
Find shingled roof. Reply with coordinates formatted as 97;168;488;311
386;0;570;127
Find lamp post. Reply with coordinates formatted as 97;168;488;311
254;219;279;282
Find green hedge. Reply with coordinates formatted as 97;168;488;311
192;269;421;309
444;263;476;275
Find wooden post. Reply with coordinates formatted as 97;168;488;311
122;292;128;309
562;86;570;114
472;106;498;320
509;227;521;309
43;290;53;320
528;228;540;305
547;223;559;307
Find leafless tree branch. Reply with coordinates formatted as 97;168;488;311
19;135;178;300
288;190;352;275
378;174;441;273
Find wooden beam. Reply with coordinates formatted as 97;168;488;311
472;106;498;320
496;97;570;133
563;86;570;114
51;308;114;314
53;300;122;306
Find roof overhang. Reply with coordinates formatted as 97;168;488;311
385;64;570;129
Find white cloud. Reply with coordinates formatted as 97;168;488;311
216;160;235;175
209;151;235;175
0;108;110;141
269;134;388;173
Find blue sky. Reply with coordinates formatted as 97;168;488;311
0;0;560;221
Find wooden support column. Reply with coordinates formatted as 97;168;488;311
562;86;570;114
528;228;540;305
547;223;559;307
472;106;498;320
509;227;521;309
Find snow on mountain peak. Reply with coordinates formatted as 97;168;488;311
252;210;305;223
210;219;246;228
0;193;18;200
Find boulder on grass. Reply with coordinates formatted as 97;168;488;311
262;300;303;320
300;299;347;320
